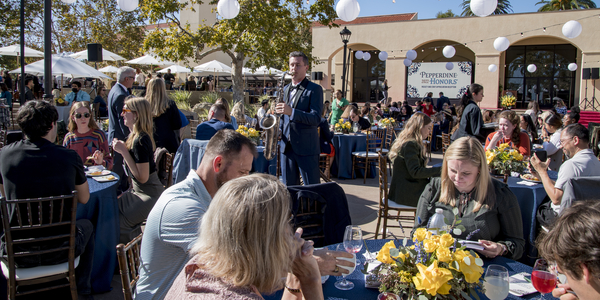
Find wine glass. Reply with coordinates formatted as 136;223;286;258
352;122;359;134
343;225;363;265
532;258;558;299
334;244;356;290
484;264;509;300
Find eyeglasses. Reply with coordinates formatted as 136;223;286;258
122;108;132;114
75;113;91;119
127;76;135;80
559;137;573;145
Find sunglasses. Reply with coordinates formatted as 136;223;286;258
122;108;132;114
75;113;91;119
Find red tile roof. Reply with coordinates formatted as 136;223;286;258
144;22;176;30
312;13;417;27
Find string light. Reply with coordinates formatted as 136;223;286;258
480;40;483;43
543;27;546;32
434;47;437;51
521;32;524;36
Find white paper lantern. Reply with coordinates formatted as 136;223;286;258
406;50;417;61
117;0;138;11
403;59;412;67
568;63;578;71
442;45;456;59
470;0;498;17
488;64;498;72
527;64;537;73
378;51;388;61
336;0;360;22
445;62;454;71
217;0;240;19
61;0;76;3
562;20;582;39
493;37;510;52
363;52;371;61
355;51;364;60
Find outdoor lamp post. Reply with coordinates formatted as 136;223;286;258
340;26;351;98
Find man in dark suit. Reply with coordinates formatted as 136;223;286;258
195;104;234;140
108;66;135;189
436;92;450;112
276;51;323;186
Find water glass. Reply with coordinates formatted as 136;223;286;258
484;264;509;300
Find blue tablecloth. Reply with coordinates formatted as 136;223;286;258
172;139;209;184
331;133;376;180
252;146;277;175
76;173;120;293
506;171;557;266
265;239;548;300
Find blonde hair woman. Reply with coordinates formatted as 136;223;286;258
231;101;247;126
165;174;323;300
414;137;525;260
63;101;113;169
387;113;441;207
145;78;182;153
112;97;165;243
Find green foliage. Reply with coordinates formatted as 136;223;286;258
536;0;596;11
139;0;338;103
460;0;513;16
245;103;259;118
436;9;458;18
200;91;220;104
170;90;192;111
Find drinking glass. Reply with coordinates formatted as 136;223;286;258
343;225;363;265
532;258;558;299
352;122;359;133
484;264;509;300
334;244;356;290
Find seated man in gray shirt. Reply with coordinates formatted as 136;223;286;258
135;129;356;300
530;123;600;218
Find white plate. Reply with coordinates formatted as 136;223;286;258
86;170;111;177
520;174;541;183
94;174;118;182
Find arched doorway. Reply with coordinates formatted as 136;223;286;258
504;37;579;109
352;49;386;103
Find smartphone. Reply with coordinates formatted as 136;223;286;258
534;150;547;162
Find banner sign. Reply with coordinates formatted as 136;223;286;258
406;62;472;99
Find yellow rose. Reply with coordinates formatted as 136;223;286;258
413;228;432;242
376;240;405;264
412;261;453;296
436;247;453;263
423;239;439;253
498;143;509;151
450;250;484;283
439;233;455;248
339;118;344;124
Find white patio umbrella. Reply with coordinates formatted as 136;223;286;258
69;49;126;61
98;65;120;73
157;64;192;73
9;54;111;79
193;60;232;89
126;55;174;66
244;66;283;87
0;44;44;57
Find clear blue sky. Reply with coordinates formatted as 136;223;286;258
317;0;598;20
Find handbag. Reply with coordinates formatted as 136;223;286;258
536;196;557;229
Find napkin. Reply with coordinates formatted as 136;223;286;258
509;272;537;297
516;180;538;186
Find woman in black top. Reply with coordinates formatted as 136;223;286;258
113;97;165;243
146;78;182;153
452;83;484;142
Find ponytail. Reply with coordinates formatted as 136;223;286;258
460;83;483;110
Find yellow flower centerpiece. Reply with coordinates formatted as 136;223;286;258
334;118;352;134
368;229;485;299
56;97;67;106
485;142;526;175
236;125;260;144
500;95;516;109
379;118;395;128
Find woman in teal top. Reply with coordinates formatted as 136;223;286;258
329;89;349;126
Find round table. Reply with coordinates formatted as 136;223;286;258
264;239;545;300
252;146;277;176
55;104;72;125
76;172;120;293
331;133;376;180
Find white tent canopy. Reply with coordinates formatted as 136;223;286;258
244;66;283;76
126;55;173;66
70;49;126;61
0;44;44;57
9;54;111;79
157;64;192;73
98;65;119;73
193;60;232;75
